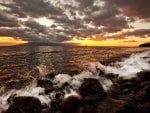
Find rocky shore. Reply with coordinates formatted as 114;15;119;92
1;70;149;113
0;51;150;113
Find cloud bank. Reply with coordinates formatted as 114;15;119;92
0;0;150;42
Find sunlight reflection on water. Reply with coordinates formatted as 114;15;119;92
0;46;149;88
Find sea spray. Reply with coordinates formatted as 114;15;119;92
0;81;51;112
104;51;150;78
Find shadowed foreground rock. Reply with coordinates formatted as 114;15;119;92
79;78;107;98
59;96;81;113
5;96;42;113
3;71;150;113
37;79;54;94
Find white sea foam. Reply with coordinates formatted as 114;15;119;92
0;82;51;112
104;51;150;78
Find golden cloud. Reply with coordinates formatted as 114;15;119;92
0;36;28;46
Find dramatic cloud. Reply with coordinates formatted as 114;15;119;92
0;10;19;27
0;0;149;43
105;0;150;19
24;19;49;34
105;29;150;39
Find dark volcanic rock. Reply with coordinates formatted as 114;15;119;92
5;96;42;113
116;103;141;113
82;95;102;104
82;104;96;113
59;96;81;113
105;73;119;82
135;86;150;103
108;83;121;99
137;71;150;82
49;92;64;113
37;79;54;94
45;73;56;79
137;103;150;113
96;98;127;113
79;78;107;98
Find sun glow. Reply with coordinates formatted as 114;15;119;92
64;37;150;47
0;37;28;46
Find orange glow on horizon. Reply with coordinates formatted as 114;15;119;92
64;37;150;47
0;37;28;46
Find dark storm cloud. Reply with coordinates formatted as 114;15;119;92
0;0;62;18
0;11;19;27
14;0;62;18
50;15;86;30
24;19;48;34
0;27;41;41
0;3;27;18
107;29;150;39
77;0;95;8
83;3;129;33
0;0;149;42
105;0;150;19
125;29;150;37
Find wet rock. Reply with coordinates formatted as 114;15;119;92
82;95;102;104
96;98;127;113
135;86;150;103
108;83;121;99
59;96;81;113
79;78;107;98
137;102;150;113
37;79;54;94
45;73;55;79
82;104;96;113
49;92;64;113
5;96;42;113
105;73;119;82
139;81;150;88
117;77;137;85
120;81;134;90
137;71;150;82
118;91;135;101
7;94;17;104
117;78;137;96
116;103;141;113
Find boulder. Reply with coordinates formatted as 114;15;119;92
45;73;55;79
108;83;121;99
82;95;102;104
79;78;107;98
49;92;64;113
137;71;150;82
96;98;127;113
82;104;96;113
115;103;141;113
59;96;81;113
5;96;42;113
37;79;54;94
135;86;150;103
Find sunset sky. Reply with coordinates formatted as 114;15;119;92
0;0;150;46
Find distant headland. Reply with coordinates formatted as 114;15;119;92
139;42;150;47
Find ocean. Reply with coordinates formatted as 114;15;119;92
0;46;150;112
0;46;149;88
